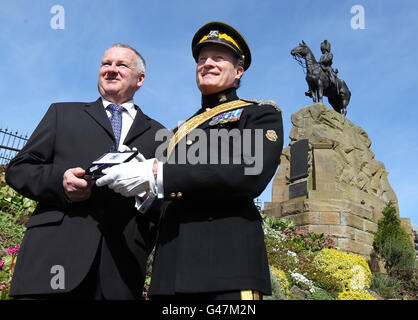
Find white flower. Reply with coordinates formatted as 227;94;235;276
263;224;285;242
286;250;298;263
290;271;316;293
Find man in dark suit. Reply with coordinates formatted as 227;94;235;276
5;43;164;299
99;22;284;300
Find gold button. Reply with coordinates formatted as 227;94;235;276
186;140;193;146
170;192;176;199
177;192;183;198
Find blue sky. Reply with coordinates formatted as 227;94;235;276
1;0;417;225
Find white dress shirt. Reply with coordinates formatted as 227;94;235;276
101;97;137;150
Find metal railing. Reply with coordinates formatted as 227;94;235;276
0;128;28;165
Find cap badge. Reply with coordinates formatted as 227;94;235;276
208;30;219;38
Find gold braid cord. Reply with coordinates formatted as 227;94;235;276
167;99;252;158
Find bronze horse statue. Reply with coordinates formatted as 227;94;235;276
291;40;351;116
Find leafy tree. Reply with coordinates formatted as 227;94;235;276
373;202;415;277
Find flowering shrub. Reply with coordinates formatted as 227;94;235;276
313;248;373;297
0;245;19;300
290;271;316;293
263;215;381;300
263;219;286;244
270;266;290;298
283;227;335;252
337;289;376;300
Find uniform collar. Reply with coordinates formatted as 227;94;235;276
201;87;239;109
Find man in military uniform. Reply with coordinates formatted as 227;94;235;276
98;21;284;300
319;40;337;87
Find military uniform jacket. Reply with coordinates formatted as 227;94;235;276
149;88;283;296
5;99;165;299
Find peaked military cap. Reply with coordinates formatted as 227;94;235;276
321;40;331;52
192;21;252;71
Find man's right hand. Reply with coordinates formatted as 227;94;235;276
63;167;92;202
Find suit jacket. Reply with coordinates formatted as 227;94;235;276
149;88;283;296
5;98;165;299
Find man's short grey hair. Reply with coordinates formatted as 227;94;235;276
110;43;146;75
233;56;244;89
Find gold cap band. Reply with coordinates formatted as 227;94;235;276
199;32;243;53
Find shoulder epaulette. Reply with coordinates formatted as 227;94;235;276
241;99;282;112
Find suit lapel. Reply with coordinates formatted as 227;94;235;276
84;98;115;140
123;105;151;145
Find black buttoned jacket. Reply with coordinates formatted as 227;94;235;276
149;88;283;296
6;99;164;299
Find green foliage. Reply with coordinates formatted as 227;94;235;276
283;227;335;252
0;166;32;258
370;272;401;299
296;252;340;297
306;289;334;300
0;247;19;300
397;266;418;299
0;166;33;300
373;202;415;275
265;267;288;300
0;166;37;222
0;212;26;255
263;214;295;231
263;214;335;254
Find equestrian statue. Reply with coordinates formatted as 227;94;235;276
291;40;351;116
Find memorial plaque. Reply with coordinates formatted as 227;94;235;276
290;139;309;182
289;181;308;199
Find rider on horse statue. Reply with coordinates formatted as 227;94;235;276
319;40;338;89
291;39;351;116
305;40;339;97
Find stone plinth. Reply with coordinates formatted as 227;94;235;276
265;103;413;260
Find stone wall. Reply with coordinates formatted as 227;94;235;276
265;103;414;261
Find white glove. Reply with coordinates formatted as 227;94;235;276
119;145;146;163
96;158;157;198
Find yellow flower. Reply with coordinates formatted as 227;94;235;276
313;248;372;293
337;289;376;300
270;266;291;298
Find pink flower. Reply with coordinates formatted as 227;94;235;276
0;260;4;270
7;245;20;256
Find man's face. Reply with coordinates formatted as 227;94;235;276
98;47;145;104
196;45;243;95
